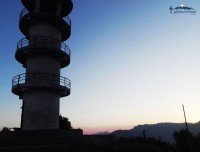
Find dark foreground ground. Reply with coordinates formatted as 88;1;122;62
0;129;196;152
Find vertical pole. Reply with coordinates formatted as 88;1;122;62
182;104;192;152
182;104;189;132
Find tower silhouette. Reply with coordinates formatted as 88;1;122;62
12;0;73;130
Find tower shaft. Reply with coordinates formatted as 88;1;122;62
12;0;73;130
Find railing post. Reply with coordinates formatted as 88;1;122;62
64;78;66;86
18;75;20;85
27;37;29;46
21;39;23;48
35;0;41;12
56;3;61;17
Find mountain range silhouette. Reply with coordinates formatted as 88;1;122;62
94;121;200;143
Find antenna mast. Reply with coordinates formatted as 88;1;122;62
182;104;189;133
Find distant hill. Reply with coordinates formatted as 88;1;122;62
92;131;110;135
110;121;200;143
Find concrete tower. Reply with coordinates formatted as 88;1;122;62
12;0;73;130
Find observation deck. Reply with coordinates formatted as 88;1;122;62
16;36;70;68
21;0;73;17
12;73;70;98
19;8;71;41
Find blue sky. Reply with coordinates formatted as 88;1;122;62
1;0;200;134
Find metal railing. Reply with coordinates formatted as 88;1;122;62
17;36;70;56
20;8;71;26
12;73;70;89
20;8;28;20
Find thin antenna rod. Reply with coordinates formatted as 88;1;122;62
182;104;189;132
182;104;192;152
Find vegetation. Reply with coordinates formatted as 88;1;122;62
59;114;72;129
173;129;200;152
83;130;200;152
114;137;173;152
0;127;10;132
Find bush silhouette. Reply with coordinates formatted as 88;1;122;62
59;115;72;129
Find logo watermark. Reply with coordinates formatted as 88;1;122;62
170;4;196;14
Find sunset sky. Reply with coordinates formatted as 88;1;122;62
1;0;200;134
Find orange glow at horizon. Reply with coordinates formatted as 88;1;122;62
82;126;133;135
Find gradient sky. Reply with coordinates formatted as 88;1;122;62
1;0;200;134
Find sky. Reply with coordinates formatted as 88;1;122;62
1;0;200;134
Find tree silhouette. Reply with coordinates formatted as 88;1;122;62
59;115;72;129
0;127;10;132
173;129;193;152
